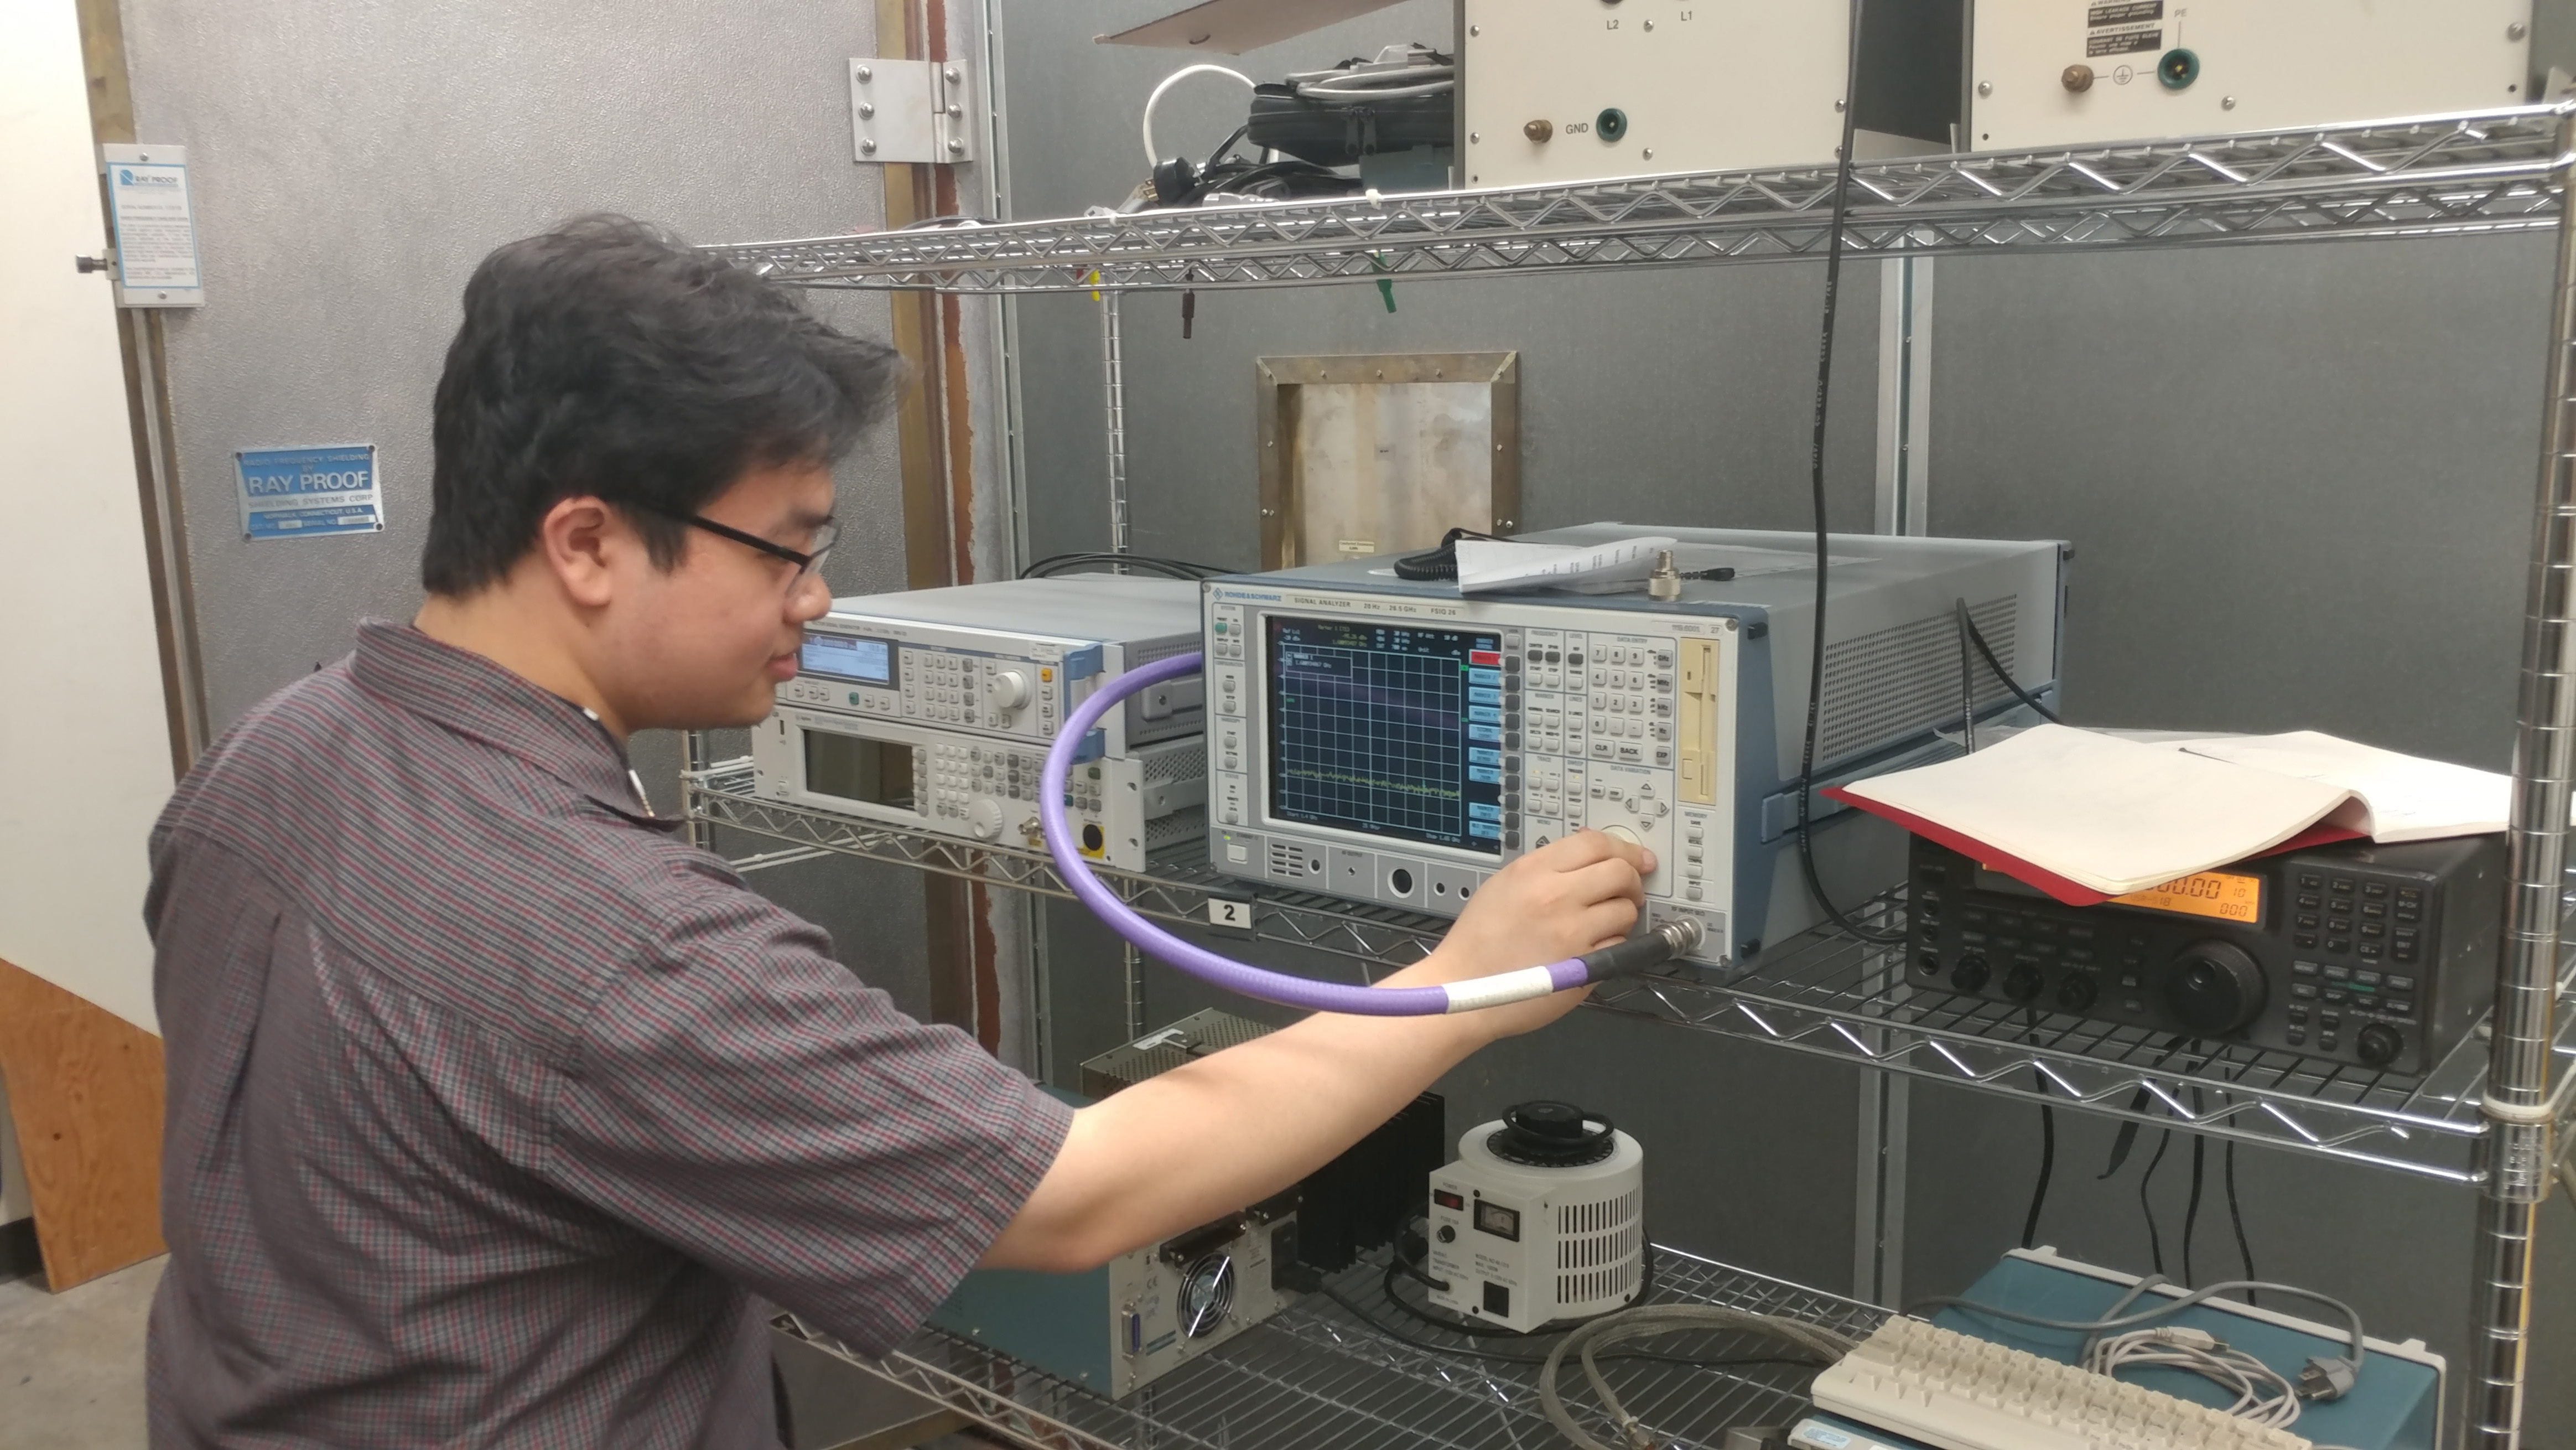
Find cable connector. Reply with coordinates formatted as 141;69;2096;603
2146;1325;2222;1351
1576;918;1705;983
2298;1354;2358;1400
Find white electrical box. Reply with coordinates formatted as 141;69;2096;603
1456;0;1940;188
1969;0;2536;151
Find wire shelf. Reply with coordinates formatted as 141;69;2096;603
773;1244;1882;1450
703;107;2569;294
683;759;1447;971
685;759;2574;1183
1590;899;2576;1185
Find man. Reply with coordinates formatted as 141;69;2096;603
146;215;1650;1447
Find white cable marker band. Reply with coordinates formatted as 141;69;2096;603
1443;965;1560;1014
2480;1095;2563;1125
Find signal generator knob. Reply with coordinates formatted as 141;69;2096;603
990;669;1032;712
2165;940;2266;1035
967;798;1004;841
1601;825;1642;847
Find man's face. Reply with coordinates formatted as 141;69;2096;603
603;459;836;732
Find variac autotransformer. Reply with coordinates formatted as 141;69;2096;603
1426;1101;1645;1334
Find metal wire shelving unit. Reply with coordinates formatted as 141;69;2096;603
686;761;2574;1187
769;1244;1883;1450
706;107;2568;292
695;101;2576;1447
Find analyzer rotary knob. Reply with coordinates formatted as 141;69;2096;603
2165;940;2266;1035
1601;825;1642;846
989;669;1032;712
967;798;1004;841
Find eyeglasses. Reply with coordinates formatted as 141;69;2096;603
631;502;837;589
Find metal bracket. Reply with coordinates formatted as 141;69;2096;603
849;58;977;163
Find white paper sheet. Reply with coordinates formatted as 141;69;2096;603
1837;724;2358;895
1454;535;1674;594
2167;731;2509;841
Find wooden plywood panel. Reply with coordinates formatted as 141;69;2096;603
1289;380;1493;566
0;957;165;1291
1256;353;1520;570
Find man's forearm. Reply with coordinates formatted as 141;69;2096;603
977;831;1646;1273
979;976;1487;1271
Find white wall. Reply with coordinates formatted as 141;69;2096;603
0;0;177;1035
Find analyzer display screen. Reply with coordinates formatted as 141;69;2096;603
801;631;896;686
1265;615;1505;855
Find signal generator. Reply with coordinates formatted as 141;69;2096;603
753;576;1206;869
1202;524;2068;960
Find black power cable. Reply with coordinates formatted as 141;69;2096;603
2225;1141;2261;1307
2137;1128;2173;1276
2014;1006;2055;1251
2183;1128;2208;1287
1956;597;1978;754
1791;0;1904;947
1017;551;1228;581
2023;1099;2056;1251
1957;598;2062;726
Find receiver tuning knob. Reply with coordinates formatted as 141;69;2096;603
2355;1022;2405;1069
2165;940;2266;1035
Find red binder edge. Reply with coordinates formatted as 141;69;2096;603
1819;786;2366;906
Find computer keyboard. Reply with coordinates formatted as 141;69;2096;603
1809;1316;2312;1450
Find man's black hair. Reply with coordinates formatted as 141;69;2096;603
422;214;903;595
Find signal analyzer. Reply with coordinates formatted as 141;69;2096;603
1200;525;2069;962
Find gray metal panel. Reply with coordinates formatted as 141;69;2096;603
1923;234;2567;1438
120;2;932;1006
1927;236;2547;770
122;1;912;731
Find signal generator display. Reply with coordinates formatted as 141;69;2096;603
1205;525;2069;960
754;575;1206;870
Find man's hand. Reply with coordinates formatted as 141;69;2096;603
1377;828;1654;1043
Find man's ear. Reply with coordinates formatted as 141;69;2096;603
537;496;632;609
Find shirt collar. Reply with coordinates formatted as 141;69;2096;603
350;620;674;828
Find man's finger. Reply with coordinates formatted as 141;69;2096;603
1527;830;1616;869
1562;856;1648;909
1580;899;1642;950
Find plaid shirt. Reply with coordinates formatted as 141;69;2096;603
145;622;1069;1448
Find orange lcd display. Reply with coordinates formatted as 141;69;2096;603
2110;870;2263;923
